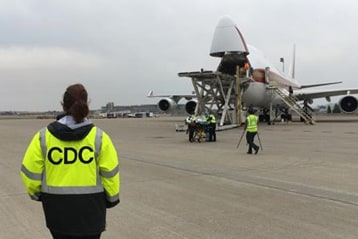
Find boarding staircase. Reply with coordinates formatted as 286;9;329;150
270;87;315;125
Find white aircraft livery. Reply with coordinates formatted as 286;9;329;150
149;16;358;125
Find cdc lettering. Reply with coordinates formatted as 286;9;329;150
47;146;94;165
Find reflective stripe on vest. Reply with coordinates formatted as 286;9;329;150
39;127;104;195
247;115;258;132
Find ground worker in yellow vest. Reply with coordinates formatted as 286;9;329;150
208;113;216;142
245;107;260;154
20;84;120;239
185;112;197;142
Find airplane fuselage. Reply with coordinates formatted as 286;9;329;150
242;81;284;109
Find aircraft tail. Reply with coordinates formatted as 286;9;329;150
147;90;154;97
288;44;296;79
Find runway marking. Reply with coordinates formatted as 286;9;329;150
123;155;358;207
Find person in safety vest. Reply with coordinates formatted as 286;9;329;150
245;107;260;154
20;84;120;239
207;113;216;142
185;112;196;142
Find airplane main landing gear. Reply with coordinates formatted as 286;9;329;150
259;109;271;125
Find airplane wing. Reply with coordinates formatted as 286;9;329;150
147;90;198;114
147;90;196;101
294;88;358;101
300;81;342;88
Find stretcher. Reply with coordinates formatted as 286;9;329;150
189;121;208;142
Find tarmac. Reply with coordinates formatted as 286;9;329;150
1;115;358;239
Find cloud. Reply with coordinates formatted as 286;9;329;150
0;46;108;69
0;0;358;111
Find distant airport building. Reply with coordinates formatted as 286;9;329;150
100;102;187;118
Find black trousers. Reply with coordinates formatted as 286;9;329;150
50;231;101;239
188;125;195;142
208;123;216;141
246;131;259;153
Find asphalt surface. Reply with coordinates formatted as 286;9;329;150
1;115;358;239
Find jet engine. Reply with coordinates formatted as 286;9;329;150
158;98;176;112
338;95;358;113
185;100;197;114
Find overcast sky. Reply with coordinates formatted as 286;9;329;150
1;0;357;111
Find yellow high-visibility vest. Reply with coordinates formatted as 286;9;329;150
209;114;216;123
21;127;120;203
246;115;258;132
186;114;196;124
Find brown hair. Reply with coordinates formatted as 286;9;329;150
62;84;89;123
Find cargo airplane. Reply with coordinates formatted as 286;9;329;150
148;16;358;124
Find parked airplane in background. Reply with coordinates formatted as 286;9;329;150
149;16;358;124
147;90;197;114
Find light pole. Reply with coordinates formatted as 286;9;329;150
280;57;285;72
